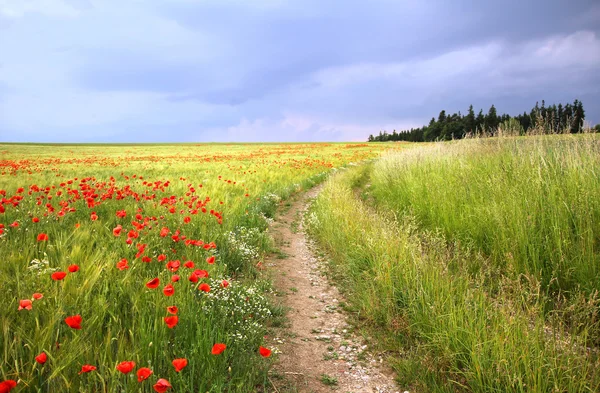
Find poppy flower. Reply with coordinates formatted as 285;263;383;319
18;299;33;310
113;225;122;236
153;378;171;393
211;343;226;355
116;210;126;218
142;256;152;263
259;346;272;358
116;361;136;374
171;275;180;282
166;260;180;272
188;273;198;283
159;227;170;237
51;271;67;281
78;364;96;374
9;221;18;228
163;284;174;297
90;212;98;221
198;283;210;293
32;217;40;223
183;260;194;268
0;380;17;392
183;216;191;224
221;280;229;288
37;233;48;242
157;254;166;262
172;358;187;372
74;223;80;229
68;264;79;273
206;256;215;264
167;306;178;315
35;351;47;364
146;278;160;289
116;259;129;270
32;293;44;300
164;316;178;329
64;314;82;329
193;269;208;278
137;367;153;382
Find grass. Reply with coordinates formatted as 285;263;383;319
306;134;600;392
0;142;388;392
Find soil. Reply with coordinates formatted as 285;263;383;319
266;186;400;393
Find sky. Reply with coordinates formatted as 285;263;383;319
0;0;599;143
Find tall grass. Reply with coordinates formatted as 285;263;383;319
371;134;600;296
307;137;600;392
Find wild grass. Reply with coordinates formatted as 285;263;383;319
0;143;386;392
307;135;600;392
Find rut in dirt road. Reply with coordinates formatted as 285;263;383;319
266;186;400;393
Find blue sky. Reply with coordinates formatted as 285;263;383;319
0;0;599;142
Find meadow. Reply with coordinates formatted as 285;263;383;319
0;143;385;392
307;133;600;392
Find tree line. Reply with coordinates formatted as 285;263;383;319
368;100;598;142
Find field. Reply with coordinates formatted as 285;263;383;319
307;134;600;392
0;143;386;392
2;136;600;393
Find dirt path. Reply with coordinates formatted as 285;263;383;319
266;186;399;393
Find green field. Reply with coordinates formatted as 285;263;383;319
0;143;386;392
307;134;600;392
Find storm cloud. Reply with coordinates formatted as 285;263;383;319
0;0;598;142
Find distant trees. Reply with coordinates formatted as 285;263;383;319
368;100;595;142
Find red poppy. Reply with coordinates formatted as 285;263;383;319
172;358;187;372
206;256;215;264
183;260;194;268
183;216;191;224
259;346;272;358
68;264;79;273
113;225;122;236
116;361;136;374
0;380;17;393
32;292;44;300
74;223;81;229
167;306;178;314
116;210;126;218
37;233;48;242
18;299;32;310
35;351;47;364
193;269;208;278
198;283;210;292
166;260;180;272
90;212;98;221
164;316;178;328
153;378;171;393
32;217;40;223
188;273;199;283
171;275;180;282
157;254;166;262
163;284;175;297
211;343;226;355
9;221;18;228
78;364;96;374
159;227;170;237
221;280;229;288
146;278;160;289
142;256;152;263
116;259;129;270
51;271;67;281
64;314;82;329
137;367;153;382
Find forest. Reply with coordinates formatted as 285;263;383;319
368;100;598;142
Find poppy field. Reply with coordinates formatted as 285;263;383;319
0;143;386;392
